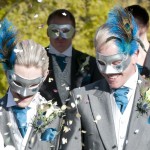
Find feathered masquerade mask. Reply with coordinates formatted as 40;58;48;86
0;18;18;70
105;6;146;55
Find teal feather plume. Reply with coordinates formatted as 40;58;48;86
0;18;18;70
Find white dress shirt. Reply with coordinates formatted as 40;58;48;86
111;67;139;150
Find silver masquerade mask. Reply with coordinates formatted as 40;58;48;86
96;52;131;74
7;70;44;97
48;24;75;39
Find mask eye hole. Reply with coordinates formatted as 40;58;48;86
98;60;105;66
52;29;59;33
112;60;122;66
13;81;22;87
62;28;70;33
29;83;40;89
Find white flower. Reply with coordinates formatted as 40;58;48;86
45;107;54;118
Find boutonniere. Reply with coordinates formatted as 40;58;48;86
137;79;150;121
32;100;66;142
76;55;90;86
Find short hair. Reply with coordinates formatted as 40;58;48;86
15;40;49;75
125;5;149;26
47;9;76;28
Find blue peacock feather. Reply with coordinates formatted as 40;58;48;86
105;6;145;55
0;18;18;70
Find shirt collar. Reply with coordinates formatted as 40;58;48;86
7;89;17;107
49;45;72;57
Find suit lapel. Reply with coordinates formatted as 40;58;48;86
0;94;20;148
88;89;117;149
124;77;146;149
71;49;79;90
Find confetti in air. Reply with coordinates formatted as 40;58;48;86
62;137;67;144
34;14;39;18
62;12;67;16
37;0;43;2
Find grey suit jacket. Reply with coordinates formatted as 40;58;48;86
0;94;62;150
61;76;150;150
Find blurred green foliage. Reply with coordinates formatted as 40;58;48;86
0;0;150;97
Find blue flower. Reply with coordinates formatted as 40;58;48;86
41;128;57;142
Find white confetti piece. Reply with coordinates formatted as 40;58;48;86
34;14;38;18
62;12;67;16
37;0;42;2
66;87;70;91
49;78;54;82
7;122;12;127
82;130;86;134
96;115;101;121
4;132;9;135
62;137;67;144
137;80;142;84
69;120;73;125
14;49;23;53
71;102;75;108
134;129;139;134
63;126;70;133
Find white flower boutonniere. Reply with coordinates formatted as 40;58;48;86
32;100;66;142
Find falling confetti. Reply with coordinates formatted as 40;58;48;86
7;122;12;127
37;0;43;2
71;102;75;108
34;14;39;18
137;80;142;84
62;12;67;16
63;126;70;133
66;87;70;91
49;78;54;82
62;137;67;144
134;129;139;134
93;115;101;123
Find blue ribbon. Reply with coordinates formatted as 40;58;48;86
41;128;57;142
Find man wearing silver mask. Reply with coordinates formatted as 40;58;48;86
0;19;61;150
40;9;102;107
60;6;150;150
